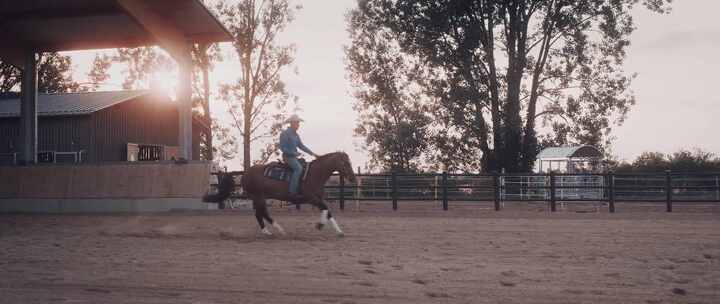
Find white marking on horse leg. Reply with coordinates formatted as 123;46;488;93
261;227;273;236
329;217;343;236
320;210;328;225
272;222;286;235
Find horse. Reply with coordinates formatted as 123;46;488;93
240;151;357;236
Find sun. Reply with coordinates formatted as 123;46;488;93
148;69;178;98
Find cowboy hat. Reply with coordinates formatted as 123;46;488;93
285;114;304;123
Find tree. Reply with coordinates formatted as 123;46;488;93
215;0;301;170
613;148;720;172
113;47;174;90
348;0;672;172
192;43;223;161
346;8;433;172
86;54;113;91
1;52;83;94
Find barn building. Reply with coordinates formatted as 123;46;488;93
534;145;604;173
0;90;203;165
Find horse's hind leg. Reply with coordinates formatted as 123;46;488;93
262;201;285;235
252;197;272;236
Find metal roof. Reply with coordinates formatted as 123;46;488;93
0;90;153;117
536;145;603;160
0;0;232;52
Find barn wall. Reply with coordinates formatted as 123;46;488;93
0;116;90;155
0;117;20;154
92;94;179;162
0;161;214;213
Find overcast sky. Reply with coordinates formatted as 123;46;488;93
66;1;720;171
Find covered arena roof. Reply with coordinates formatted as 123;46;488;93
536;145;603;160
0;90;154;117
0;0;231;53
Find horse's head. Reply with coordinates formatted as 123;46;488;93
333;152;356;184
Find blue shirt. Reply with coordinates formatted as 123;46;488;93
279;127;313;157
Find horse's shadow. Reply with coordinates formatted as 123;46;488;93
102;227;337;243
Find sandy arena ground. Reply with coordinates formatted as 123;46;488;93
1;202;719;304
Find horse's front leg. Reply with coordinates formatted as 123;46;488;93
315;200;344;237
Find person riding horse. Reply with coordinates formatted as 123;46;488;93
279;114;318;202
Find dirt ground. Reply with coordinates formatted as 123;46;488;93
1;202;719;304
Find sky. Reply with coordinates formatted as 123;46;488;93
65;0;720;170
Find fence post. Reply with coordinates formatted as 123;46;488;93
493;171;500;211
715;175;720;202
549;171;557;212
607;171;615;213
442;171;449;211
665;170;672;212
391;171;398;211
339;174;345;211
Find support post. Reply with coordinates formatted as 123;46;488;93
715;175;719;202
442;172;449;211
607;171;615;213
20;50;38;164
391;171;398;211
665;170;672;212
549;172;557;212
493;171;500;211
339;174;345;211
177;55;193;160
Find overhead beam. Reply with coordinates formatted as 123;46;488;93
116;0;192;62
0;25;32;69
0;46;25;69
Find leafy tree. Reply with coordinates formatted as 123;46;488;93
669;149;719;172
613;149;720;172
192;43;222;161
346;8;433;172
86;54;113;91
113;47;174;90
1;52;83;94
215;0;301;170
347;0;672;172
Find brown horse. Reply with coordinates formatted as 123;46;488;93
241;151;357;236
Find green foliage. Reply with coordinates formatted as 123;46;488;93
86;54;113;91
346;7;433;172
0;52;83;94
347;0;671;173
113;47;174;90
613;149;720;172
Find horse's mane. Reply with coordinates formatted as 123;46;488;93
314;151;346;162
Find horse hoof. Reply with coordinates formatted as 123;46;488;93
260;228;273;236
337;232;345;238
315;223;324;230
273;223;286;235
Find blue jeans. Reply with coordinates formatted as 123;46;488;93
284;155;302;194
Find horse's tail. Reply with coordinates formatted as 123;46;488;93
203;172;239;203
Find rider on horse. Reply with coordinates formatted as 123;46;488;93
279;114;318;202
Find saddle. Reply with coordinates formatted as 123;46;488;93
263;158;310;182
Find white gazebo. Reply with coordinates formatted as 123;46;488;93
534;145;603;173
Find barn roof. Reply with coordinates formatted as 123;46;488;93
536;145;603;160
0;90;155;117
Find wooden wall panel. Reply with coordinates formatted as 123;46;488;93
0;162;211;199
